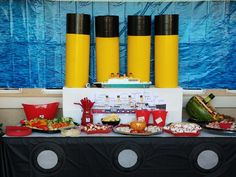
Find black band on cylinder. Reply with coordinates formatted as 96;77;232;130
95;16;119;37
128;16;151;36
155;14;179;35
66;13;90;34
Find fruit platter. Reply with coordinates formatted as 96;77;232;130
163;122;202;136
82;123;113;134
113;121;162;136
21;117;76;133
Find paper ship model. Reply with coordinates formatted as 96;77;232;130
93;73;152;88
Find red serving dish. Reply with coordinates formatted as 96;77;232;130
116;124;130;128
6;126;32;136
85;129;112;134
219;122;233;129
82;124;112;134
22;102;59;120
164;129;200;137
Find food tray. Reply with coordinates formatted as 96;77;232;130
201;120;236;136
27;127;60;134
202;125;236;136
164;129;200;137
81;124;113;134
113;125;162;136
163;122;202;137
24;125;76;134
85;129;112;134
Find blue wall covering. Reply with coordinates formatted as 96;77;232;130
0;0;236;89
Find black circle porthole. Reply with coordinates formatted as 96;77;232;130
113;142;143;172
31;142;65;175
190;144;223;173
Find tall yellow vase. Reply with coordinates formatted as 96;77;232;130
155;14;179;88
65;14;90;88
127;16;151;82
95;16;119;82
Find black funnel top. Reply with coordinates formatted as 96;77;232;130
66;13;90;34
155;14;179;35
128;15;151;36
95;16;119;37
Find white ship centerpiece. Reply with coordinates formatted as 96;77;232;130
92;74;152;88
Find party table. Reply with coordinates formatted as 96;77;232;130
0;135;5;177
2;131;236;177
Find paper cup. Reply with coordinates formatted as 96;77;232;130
135;109;150;124
152;109;168;127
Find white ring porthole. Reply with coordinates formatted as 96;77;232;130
197;150;219;170
118;149;138;168
31;142;65;175
113;142;143;172
37;150;59;170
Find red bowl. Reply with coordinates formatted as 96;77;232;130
6;126;32;136
22;102;59;120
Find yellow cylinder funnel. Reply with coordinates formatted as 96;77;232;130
95;16;119;82
154;14;179;88
127;16;151;82
65;13;90;88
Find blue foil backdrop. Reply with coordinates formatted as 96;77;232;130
0;0;236;89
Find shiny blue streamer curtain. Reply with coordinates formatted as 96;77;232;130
0;0;236;89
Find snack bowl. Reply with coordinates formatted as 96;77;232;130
101;119;120;126
60;127;80;137
22;102;59;120
101;114;120;126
